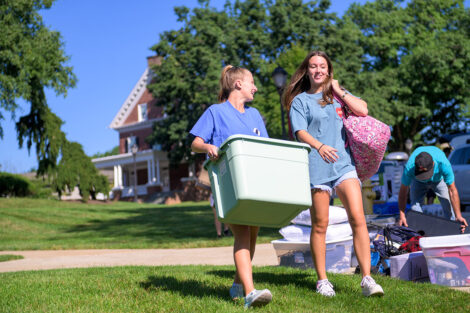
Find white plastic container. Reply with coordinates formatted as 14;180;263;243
389;252;428;281
420;234;470;286
271;237;353;273
204;135;312;228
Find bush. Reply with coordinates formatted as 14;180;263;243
0;172;32;197
28;177;54;199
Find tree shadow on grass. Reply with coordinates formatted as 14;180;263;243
140;275;230;301
64;204;279;243
207;269;315;291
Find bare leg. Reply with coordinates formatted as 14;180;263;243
230;224;259;295
310;189;330;281
211;205;222;236
336;178;371;277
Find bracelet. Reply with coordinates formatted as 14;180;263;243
342;91;347;98
317;144;324;152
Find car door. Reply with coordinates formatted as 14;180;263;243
450;146;470;205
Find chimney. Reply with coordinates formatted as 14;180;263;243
147;55;162;67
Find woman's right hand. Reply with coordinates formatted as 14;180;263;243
206;144;219;160
318;144;338;163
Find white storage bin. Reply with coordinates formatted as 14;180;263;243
420;234;470;286
271;237;353;273
204;135;312;227
389;252;429;281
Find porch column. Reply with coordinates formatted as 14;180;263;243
147;160;151;184
117;165;123;187
156;157;161;184
113;165;118;188
150;157;156;183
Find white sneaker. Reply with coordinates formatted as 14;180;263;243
229;283;244;300
316;279;335;297
244;289;272;308
361;276;384;297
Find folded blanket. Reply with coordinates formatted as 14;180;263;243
279;222;352;242
291;206;349;226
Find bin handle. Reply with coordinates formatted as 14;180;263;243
210;169;225;219
203;144;229;170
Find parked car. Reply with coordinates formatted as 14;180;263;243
448;144;470;210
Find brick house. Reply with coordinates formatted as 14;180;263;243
92;56;192;200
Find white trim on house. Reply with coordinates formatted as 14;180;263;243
109;68;149;129
113;117;163;133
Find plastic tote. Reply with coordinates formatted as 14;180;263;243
271;237;354;273
420;234;470;286
204;135;312;228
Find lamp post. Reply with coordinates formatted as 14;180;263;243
271;66;288;140
405;138;413;156
131;143;138;202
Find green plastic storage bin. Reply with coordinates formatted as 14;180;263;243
204;135;312;228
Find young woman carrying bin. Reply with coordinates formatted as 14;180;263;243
190;65;272;308
284;50;384;297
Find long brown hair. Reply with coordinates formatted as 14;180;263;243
218;65;249;103
282;51;334;112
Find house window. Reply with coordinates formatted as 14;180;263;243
138;103;147;121
126;136;139;153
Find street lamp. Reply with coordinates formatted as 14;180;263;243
131;143;139;202
405;138;413;156
271;66;288;139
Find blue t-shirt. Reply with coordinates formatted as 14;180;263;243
401;146;454;186
289;91;355;186
190;101;268;148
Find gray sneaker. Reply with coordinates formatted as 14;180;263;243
361;276;384;297
229;283;244;300
244;289;272;308
316;279;335;297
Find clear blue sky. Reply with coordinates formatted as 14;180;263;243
2;0;463;173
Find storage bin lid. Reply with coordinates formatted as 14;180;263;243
419;234;470;249
221;135;311;151
204;135;311;169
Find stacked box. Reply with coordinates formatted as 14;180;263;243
420;234;470;286
204;135;312;228
389;252;429;281
271;237;353;273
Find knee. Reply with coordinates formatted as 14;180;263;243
312;218;329;234
348;216;366;230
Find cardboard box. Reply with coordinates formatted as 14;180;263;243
205;135;312;228
271;237;353;273
420;235;470;286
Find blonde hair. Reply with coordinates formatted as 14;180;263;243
282;51;334;112
218;65;249;102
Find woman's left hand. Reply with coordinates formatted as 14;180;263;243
331;79;342;94
318;144;339;163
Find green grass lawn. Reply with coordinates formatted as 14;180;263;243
0;254;23;262
1;265;468;313
0;198;282;250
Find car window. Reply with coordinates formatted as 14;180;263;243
463;147;470;165
450;148;464;165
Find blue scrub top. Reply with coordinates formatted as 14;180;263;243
190;101;268;148
289;91;355;186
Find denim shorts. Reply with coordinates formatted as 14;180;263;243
311;170;360;196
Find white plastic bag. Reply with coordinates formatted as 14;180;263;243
291;206;349;226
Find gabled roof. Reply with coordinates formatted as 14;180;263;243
109;68;149;129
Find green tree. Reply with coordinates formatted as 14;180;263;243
91;146;120;159
147;0;340;164
0;0;76;173
344;0;470;150
1;1;109;200
52;141;110;202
